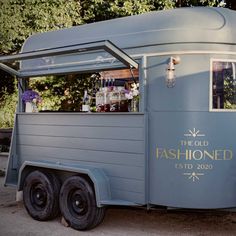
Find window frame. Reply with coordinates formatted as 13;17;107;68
20;56;144;113
210;58;236;112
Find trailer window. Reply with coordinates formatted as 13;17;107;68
212;61;236;110
25;68;139;113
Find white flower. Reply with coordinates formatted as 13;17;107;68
130;82;139;97
125;92;133;100
132;90;139;97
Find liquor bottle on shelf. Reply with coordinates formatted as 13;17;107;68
82;90;90;112
118;87;128;112
110;86;120;112
103;79;111;112
96;79;105;112
110;78;115;92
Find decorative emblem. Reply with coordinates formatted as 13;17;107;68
183;172;204;182
184;128;205;138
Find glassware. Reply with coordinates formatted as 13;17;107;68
96;79;111;112
96;88;105;112
118;87;128;112
110;87;120;112
82;90;90;112
103;87;110;112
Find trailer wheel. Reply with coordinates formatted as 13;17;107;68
59;176;105;230
23;170;60;221
91;204;106;229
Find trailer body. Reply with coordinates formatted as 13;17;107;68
2;6;236;230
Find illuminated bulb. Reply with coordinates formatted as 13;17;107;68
166;59;176;88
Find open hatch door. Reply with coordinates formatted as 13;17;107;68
0;40;138;78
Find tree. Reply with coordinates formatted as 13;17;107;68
29;74;100;112
0;0;82;54
0;0;83;114
0;0;235;127
80;0;179;23
0;0;229;55
176;0;226;7
0;0;172;99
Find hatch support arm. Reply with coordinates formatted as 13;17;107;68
0;40;138;78
103;41;138;69
0;63;21;77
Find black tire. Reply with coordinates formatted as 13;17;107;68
23;170;60;221
91;205;106;229
59;176;105;231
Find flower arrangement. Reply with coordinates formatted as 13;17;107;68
22;89;42;112
125;82;139;112
21;89;41;103
125;82;139;100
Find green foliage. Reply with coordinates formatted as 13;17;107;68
223;69;236;109
0;0;82;54
0;82;18;128
0;0;83;126
0;0;229;54
80;0;175;23
29;74;100;111
175;0;225;7
0;0;231;126
0;71;16;98
30;76;68;111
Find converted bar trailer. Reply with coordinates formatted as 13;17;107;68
1;7;236;230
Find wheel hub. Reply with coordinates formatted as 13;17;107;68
75;200;81;206
31;184;47;208
70;190;88;216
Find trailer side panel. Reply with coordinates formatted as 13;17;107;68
12;113;146;204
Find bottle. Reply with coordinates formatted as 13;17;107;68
103;80;110;112
110;86;120;112
118;87;128;112
82;90;90;112
96;79;105;112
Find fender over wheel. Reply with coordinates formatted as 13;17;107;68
23;170;61;221
59;175;105;231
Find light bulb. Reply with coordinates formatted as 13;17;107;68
166;59;176;88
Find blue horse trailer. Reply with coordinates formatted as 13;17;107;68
1;6;236;230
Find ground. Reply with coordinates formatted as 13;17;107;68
1;156;236;235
